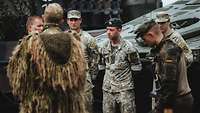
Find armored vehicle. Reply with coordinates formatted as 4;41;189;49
1;0;200;113
97;0;200;59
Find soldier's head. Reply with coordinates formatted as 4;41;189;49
66;10;82;32
105;18;123;41
135;19;163;46
43;3;64;24
155;11;171;33
26;16;44;34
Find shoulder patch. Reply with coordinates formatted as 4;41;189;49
165;59;173;63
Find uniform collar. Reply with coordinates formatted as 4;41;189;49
107;36;124;51
164;28;174;39
68;29;83;37
42;23;62;34
43;23;60;30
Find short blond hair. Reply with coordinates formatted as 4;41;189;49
26;16;43;31
44;3;63;23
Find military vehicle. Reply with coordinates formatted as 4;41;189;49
1;0;200;113
97;0;200;60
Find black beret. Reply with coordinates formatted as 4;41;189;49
135;19;157;39
105;18;123;28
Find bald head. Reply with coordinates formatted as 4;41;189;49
43;3;64;24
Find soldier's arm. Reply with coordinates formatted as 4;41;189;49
87;36;100;79
159;42;181;109
88;35;99;54
97;43;106;71
127;47;142;73
7;35;33;99
170;33;193;65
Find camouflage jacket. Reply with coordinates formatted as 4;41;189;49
99;37;142;92
164;28;193;65
153;38;191;108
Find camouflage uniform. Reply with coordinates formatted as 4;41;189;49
68;29;99;113
99;37;142;113
155;11;193;65
164;28;193;65
153;38;193;113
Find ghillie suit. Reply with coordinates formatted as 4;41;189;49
7;32;88;113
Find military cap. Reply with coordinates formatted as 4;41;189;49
135;19;157;39
155;11;170;23
67;10;81;19
105;18;123;28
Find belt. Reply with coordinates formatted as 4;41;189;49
177;91;191;98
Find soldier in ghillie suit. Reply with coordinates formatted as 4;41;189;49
7;3;88;113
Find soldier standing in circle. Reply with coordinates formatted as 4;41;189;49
155;11;193;65
66;10;99;113
99;18;142;113
7;3;87;113
26;16;44;35
135;20;193;113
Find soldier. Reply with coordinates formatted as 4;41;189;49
155;11;193;65
66;9;99;113
135;20;193;113
7;3;87;113
26;16;44;34
99;18;142;113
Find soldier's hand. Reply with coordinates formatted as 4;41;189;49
164;108;173;113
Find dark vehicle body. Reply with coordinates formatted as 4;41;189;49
1;0;200;113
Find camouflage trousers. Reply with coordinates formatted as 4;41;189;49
84;76;94;113
103;90;136;113
84;89;93;113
